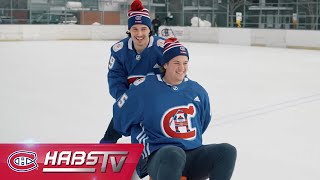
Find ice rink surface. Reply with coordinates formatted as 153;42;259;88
1;40;320;180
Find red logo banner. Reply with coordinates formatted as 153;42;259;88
0;144;143;180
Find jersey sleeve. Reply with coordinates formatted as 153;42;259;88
113;82;144;136
200;88;212;133
107;49;129;100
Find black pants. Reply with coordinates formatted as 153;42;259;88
99;118;122;143
154;27;159;36
147;144;237;180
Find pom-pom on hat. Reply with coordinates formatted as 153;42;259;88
161;37;189;66
128;0;152;30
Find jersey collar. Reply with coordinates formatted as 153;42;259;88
156;74;189;86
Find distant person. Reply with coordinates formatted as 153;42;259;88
165;12;173;25
113;38;237;180
152;16;161;36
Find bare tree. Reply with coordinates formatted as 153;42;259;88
300;0;318;30
0;0;27;10
12;0;27;9
229;0;246;27
0;0;10;9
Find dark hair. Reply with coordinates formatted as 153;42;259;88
159;65;166;74
126;30;154;37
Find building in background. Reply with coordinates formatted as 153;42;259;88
0;0;319;30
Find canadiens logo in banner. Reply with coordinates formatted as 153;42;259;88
0;144;143;180
7;150;38;172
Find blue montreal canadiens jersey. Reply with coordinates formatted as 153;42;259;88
113;74;211;159
107;36;165;99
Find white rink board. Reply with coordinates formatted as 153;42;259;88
1;41;320;180
1;25;320;50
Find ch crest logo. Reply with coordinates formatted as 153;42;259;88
180;46;187;54
161;104;196;140
7;150;38;172
112;42;123;52
157;39;165;48
135;16;142;21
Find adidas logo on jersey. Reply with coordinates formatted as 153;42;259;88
194;96;200;102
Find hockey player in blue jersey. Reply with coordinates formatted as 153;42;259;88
99;0;165;143
113;38;237;180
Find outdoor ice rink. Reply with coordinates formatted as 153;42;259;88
1;40;320;180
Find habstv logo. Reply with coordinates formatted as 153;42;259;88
42;150;128;173
7;150;38;172
1;144;143;179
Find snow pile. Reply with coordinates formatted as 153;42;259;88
191;17;211;27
